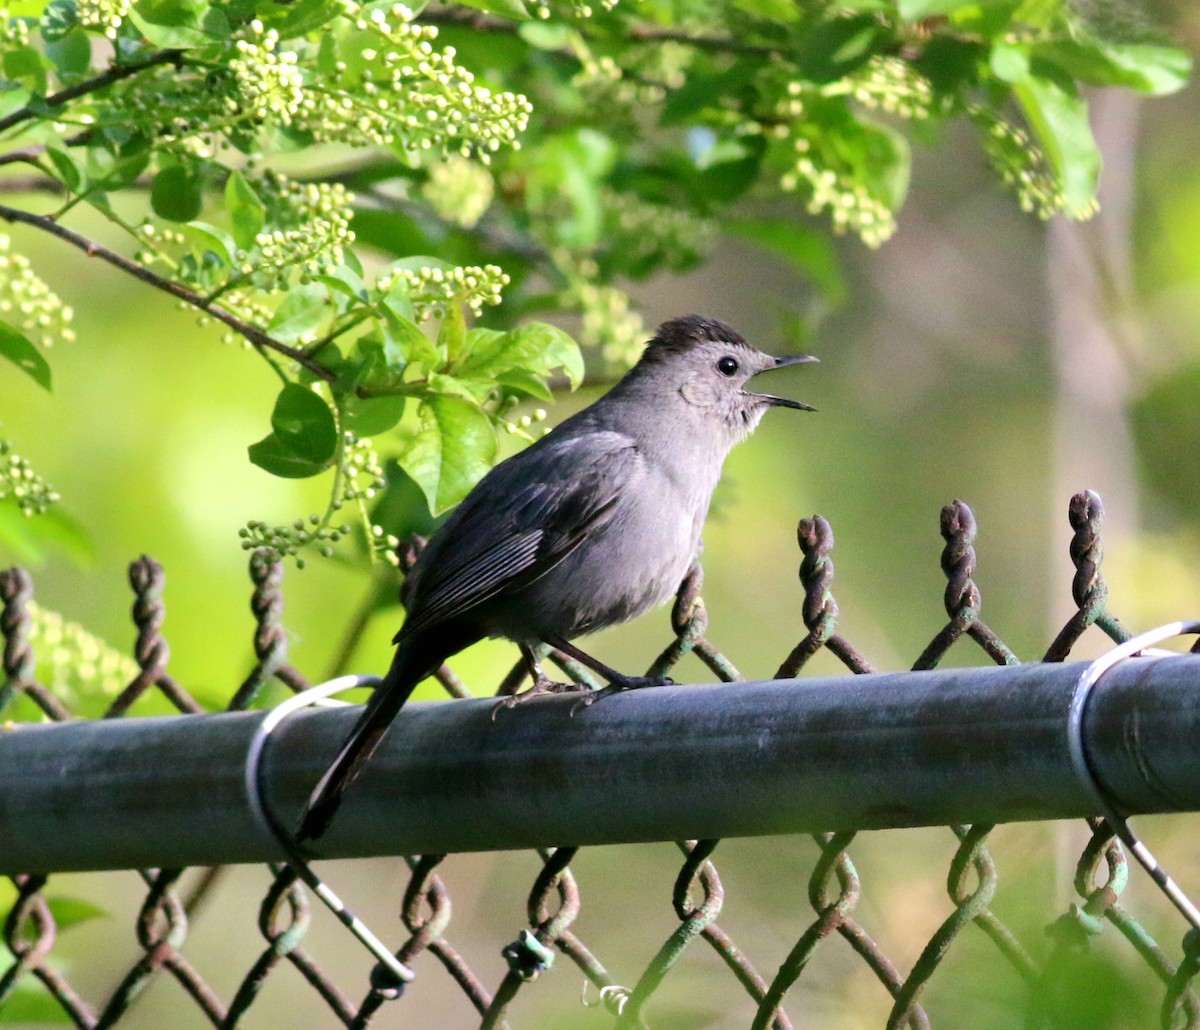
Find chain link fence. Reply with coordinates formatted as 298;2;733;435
2;489;1200;1028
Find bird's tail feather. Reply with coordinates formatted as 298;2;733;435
296;642;428;843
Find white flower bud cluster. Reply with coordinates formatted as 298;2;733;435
279;2;533;162
845;57;934;121
780;142;896;248
229;22;306;125
501;405;548;437
370;523;402;567
26;602;139;703
563;272;643;368
75;0;132;38
971;106;1073;220
0;439;59;516
422;156;494;229
250;175;356;281
340;433;386;505
378;263;509;320
603;189;716;269
0;235;75;347
0;8;30;45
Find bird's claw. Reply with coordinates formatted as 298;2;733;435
491;676;581;719
568;674;674;716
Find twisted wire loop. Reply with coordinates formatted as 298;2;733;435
892;501;1034;1018
761;516;924;1028
610;840;722;1030
223;865;356;1029
0;873;97;1027
228;550;307;710
95;869;225;1028
1037;492;1200;1025
0;566;70;719
481;847;581;1029
1043;490;1132;661
1164;932;1200;1029
105;557;202;716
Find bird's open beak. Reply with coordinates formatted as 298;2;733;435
747;354;819;412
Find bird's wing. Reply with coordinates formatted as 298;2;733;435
395;432;640;640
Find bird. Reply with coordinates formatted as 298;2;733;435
297;314;817;841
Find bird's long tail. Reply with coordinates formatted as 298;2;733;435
297;639;433;843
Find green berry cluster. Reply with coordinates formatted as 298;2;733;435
0;440;59;516
240;434;389;567
0;235;76;348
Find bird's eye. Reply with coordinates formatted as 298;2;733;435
716;356;739;377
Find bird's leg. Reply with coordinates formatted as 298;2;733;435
545;636;675;711
494;643;578;712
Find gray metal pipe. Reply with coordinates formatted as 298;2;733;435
2;655;1199;873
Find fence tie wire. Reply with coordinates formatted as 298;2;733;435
1068;620;1200;934
243;673;417;993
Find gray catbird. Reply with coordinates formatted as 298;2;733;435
298;314;816;840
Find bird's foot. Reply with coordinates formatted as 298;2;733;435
569;674;674;715
492;675;582;719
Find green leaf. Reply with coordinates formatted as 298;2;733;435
247;432;330;478
183;220;236;264
257;0;343;35
990;40;1030;83
40;0;78;41
130;0;219;45
248;383;339;477
399;395;497;514
339;390;406;436
45;26;90;78
0;322;52;390
438;303;467;365
225;170;265;251
898;0;979;18
730;0;798;23
151;164;203;222
268;283;329;344
1035;40;1191;97
45;143;84;193
379;303;438;367
726;218;846;306
1013;68;1099;219
517;21;572;49
272;381;338;463
48;897;107;929
794;14;882;83
3;43;48;93
459;322;583;388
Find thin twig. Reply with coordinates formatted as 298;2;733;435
417;9;779;57
0;50;183;136
0;203;336;381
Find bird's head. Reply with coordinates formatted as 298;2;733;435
639;315;817;441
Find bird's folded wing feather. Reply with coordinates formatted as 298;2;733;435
396;432;641;640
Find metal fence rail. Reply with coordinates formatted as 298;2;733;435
2;489;1200;1029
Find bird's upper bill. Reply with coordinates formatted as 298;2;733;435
747;353;819;412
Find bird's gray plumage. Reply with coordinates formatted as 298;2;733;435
298;314;816;841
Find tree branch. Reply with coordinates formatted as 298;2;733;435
417;9;778;57
0;203;336;381
0;50;183;136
